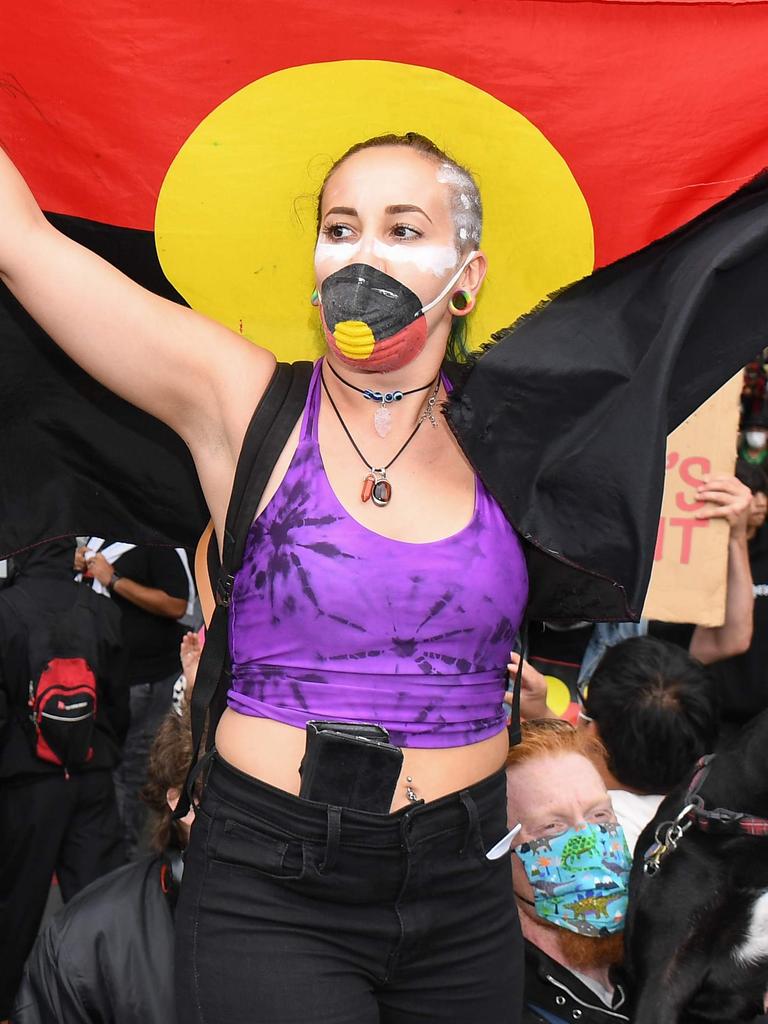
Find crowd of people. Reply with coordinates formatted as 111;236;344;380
0;430;766;1022
2;130;768;1023
0;538;201;1020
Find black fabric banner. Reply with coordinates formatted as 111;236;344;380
0;214;207;559
448;171;768;622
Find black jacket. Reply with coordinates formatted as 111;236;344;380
0;543;127;779
12;855;175;1024
522;941;631;1024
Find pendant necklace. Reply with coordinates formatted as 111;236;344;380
320;367;441;508
325;359;436;438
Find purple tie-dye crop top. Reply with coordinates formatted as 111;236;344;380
228;360;528;748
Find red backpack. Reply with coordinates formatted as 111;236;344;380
28;655;97;770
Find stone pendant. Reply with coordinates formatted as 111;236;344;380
374;404;392;438
371;477;392;507
361;473;376;502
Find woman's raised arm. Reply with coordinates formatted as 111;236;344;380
0;147;276;497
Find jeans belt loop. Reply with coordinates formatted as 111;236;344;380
319;805;342;874
458;789;481;857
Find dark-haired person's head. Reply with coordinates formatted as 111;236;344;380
735;458;768;535
140;701;195;851
11;537;77;580
741;405;768;451
581;636;718;794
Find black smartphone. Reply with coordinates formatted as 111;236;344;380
306;720;391;743
299;720;403;813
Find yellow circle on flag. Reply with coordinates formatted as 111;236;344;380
156;61;594;362
544;675;573;717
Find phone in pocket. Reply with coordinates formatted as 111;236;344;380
298;720;403;813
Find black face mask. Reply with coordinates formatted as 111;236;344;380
318;263;428;372
317;254;475;373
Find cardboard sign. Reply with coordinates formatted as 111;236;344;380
642;375;742;626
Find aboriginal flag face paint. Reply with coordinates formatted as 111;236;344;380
318;253;476;372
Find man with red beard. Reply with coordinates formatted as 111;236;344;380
506;722;631;1023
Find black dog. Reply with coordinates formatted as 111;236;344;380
623;709;768;1023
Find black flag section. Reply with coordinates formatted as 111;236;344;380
447;171;768;623
0;214;207;560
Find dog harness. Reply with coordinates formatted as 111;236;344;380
227;359;529;748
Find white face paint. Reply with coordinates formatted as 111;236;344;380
371;240;458;277
436;163;468;187
314;240;362;267
314;236;458;280
436;162;482;247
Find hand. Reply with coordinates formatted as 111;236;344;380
694;474;752;539
180;631;203;691
505;653;551;720
74;545;89;573
88;552;115;587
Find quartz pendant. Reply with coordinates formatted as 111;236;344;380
371;478;392;507
361;473;375;503
374;404;392;438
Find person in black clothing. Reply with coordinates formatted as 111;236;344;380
0;540;126;1020
12;703;196;1024
75;539;190;858
739;404;768;468
580;636;719;852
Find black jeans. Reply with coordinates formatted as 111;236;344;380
175;752;523;1024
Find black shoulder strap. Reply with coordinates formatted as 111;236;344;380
181;360;314;814
219;359;313;603
507;615;528;748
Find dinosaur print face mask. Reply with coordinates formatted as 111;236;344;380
514;821;631;936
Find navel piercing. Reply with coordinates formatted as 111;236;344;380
405;776;419;802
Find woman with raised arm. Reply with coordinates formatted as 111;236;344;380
0;134;529;1022
4;126;768;1022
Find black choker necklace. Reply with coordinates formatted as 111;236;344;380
320;368;440;507
325;359;436;438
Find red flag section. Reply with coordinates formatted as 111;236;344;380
2;0;768;266
1;0;768;564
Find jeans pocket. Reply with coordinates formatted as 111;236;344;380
210;816;308;880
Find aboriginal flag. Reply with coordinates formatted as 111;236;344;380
2;1;768;618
